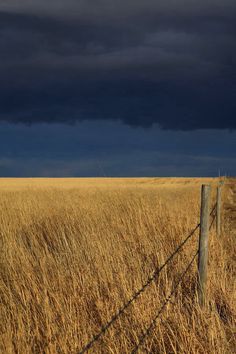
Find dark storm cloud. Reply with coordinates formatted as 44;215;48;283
0;1;236;129
1;122;236;177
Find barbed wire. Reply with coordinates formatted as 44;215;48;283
210;203;217;217
131;250;199;354
78;223;200;354
78;204;216;354
209;203;217;230
209;213;216;231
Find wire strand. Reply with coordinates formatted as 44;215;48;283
209;204;217;230
131;250;199;354
210;203;217;217
209;213;216;230
78;204;216;354
78;224;200;354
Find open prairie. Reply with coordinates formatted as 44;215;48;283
0;178;235;353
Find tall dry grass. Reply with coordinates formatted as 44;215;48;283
0;178;235;353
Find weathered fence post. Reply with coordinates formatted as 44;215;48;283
216;185;222;237
198;184;211;307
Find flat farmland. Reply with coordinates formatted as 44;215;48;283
0;178;235;353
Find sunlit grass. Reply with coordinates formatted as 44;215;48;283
0;178;235;353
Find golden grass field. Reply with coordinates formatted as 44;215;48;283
0;178;235;353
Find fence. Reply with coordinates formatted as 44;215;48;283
78;183;223;354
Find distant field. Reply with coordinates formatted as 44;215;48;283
0;178;235;353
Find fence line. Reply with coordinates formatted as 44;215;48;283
78;223;200;354
131;250;199;354
132;203;217;353
78;185;221;354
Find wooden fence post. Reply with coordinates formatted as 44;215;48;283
216;185;222;237
198;184;211;307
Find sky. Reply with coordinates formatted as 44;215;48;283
0;0;236;177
